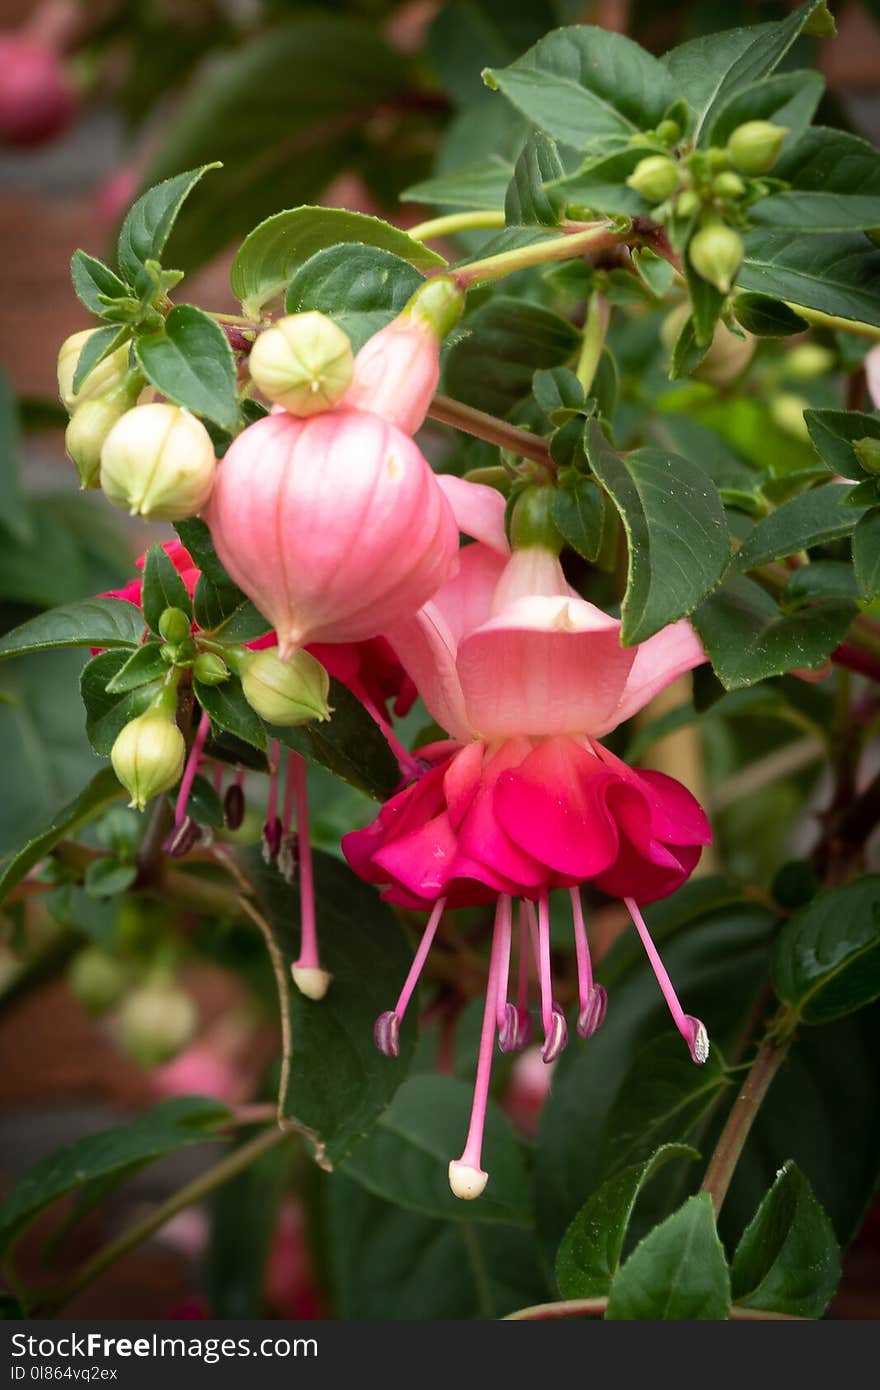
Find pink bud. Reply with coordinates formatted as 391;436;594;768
206;408;458;655
0;37;76;146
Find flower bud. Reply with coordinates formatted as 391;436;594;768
114;979;198;1066
783;343;836;381
249;312;354;416
713;170;746;199
100;403;217;521
626;155;679;203
58;329;130;413
676;189;701;219
111;707;186;811
68;947;130;1015
237;647;331;726
655;118;681;146
770;392;810;442
661;302;754;385
853;437;880;475
193;651;229;685
727;120;787;175
510;486;563;552
688;223;743;294
158;607;192;645
65;376;141;489
0;37;76;146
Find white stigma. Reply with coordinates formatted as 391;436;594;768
448;1160;488;1201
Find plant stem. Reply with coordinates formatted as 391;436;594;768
408;210;506;241
784;303;880;343
36;1126;290;1315
453;221;630;289
700;1030;792;1216
503;1297;804;1321
427;393;553;468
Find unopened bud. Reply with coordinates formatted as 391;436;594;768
656;118;681;146
193;651;229;685
727;120;787;175
853;437;880;475
688;223;743;294
626;154;679;203
237;647;331;726
65;375;141;489
114;979;198;1066
158;607;191;645
770;392;810;441
58;329;130;413
111;707;185;811
68;947;130;1015
100;403;217;521
676;189;701;219
249;312;353;416
784;343;836;381
713;170;746;199
510;486;563;553
661;302;754;385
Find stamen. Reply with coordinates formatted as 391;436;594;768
536;891;554;1037
570;888;608;1039
577;985;608;1039
624;897;709;1065
374;1010;400;1058
174;711;211;827
261;741;281;863
223;781;245;831
359;693;422;783
163;814;200;858
278;833;299;884
371;897;446;1055
290;751;331;1001
542;1003;568;1064
515;902;533;1050
493;895;514;1043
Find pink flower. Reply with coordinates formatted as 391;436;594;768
867;344;880;410
0;35;76;146
343;482;712;1199
104;541;200;608
341;315;440;436
205;409;459;657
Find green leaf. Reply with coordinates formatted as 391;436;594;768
605;1193;730;1319
684;241;725;347
587;422;731;643
135;304;238;431
0;598;144;661
735;484;864;570
664;1;830;143
551;474;606;562
556;1144;699;1299
668;313;708;380
0;369;30;546
118;165;219;295
342;1075;532;1226
443;297;579;417
206;1139;289;1318
232;207;445;319
773;876;880;1025
733;293;809;337
104;641;168;694
402;158;513;210
853;510;880;601
484;26;676;150
706;69;825;152
804;408;880;482
553;145;667;218
83;857;138;899
141;543;194;634
739;232;880;329
271;677;399;802
784;560;858;608
753;128;880;233
70;250;130;317
70;325;130;396
0;1096;229;1252
195;675;266;752
80;650;164;756
0;767;124;904
504;132;564;227
285;244;423;353
243;848;417;1165
693;574;854;690
731;1162;840;1317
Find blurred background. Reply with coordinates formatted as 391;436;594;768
1;0;879;1319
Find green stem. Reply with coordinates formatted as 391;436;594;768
575;291;610;395
427;393;553;469
700;1025;792;1217
453;221;630;290
409;210;506;241
784;303;880;343
503;1297;804;1321
34;1126;291;1315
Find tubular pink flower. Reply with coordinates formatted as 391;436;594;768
206;409;458;657
341;315;440;436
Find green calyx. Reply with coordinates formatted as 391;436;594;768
510;485;564;553
406;276;466;340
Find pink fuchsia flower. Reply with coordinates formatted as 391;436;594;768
0;34;76;146
205;409;459;658
104;541;200;608
867;344;880;409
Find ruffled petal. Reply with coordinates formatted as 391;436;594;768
494;737;620;878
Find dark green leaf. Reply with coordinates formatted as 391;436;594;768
0;1096;228;1252
271;677;399;801
0;766;124;904
685;242;725;347
552;474;606;562
553;145;668;218
285;244;423;353
735;484;864;570
504;132;564;227
669;313;708;380
784;560;858;608
532;367;585;418
739;232;880;329
853;510;880;601
605;1193;730;1320
693;575;854;689
731;1161;839;1317
70;325;129;396
484;26;676;150
753;128;880;233
70;250;129;317
80;649;164;755
733;293;809;337
104;641;168;695
402;159;513;210
804;408;880;482
83;857;138;899
232;206;444;319
773;876;880;1025
556;1144;699;1299
136;304;238;431
0;598;144;661
443;296;579;417
195;676;266;752
118;165;219;294
141;543;194;633
707;69;825;152
587;422;731;643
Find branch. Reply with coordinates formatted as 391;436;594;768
427;394;553;468
700;1028;792;1216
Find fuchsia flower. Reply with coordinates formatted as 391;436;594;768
343;484;712;1200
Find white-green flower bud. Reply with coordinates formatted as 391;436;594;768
158;607;191;645
57;328;130;414
770;392;810;442
114;979;198;1066
713;170;746;199
676;189;701;219
238;647;331;726
626;154;679;203
853;437;880;475
111;707;185;811
249;311;353;415
65;374;141;489
689;223;743;294
727;120;787;175
661;302;755;385
655;118;681;146
193;651;229;685
100;403;217;521
68;946;130;1015
783;343;836;381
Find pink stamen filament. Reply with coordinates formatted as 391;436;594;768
174;711;210;826
624;896;690;1040
394;897;446;1021
493;895;513;1033
569;888;594;1013
455;896;508;1176
359;693;422;781
536;891;554;1035
266;740;280;827
517;901;531;1016
290;752;320;973
281;749;295;836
